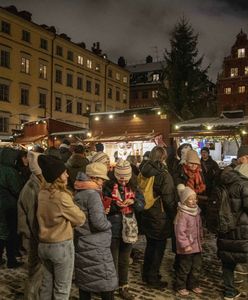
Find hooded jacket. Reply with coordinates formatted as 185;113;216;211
139;160;176;239
217;164;248;264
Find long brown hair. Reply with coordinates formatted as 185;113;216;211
41;176;72;198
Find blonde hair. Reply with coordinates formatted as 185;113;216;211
41;176;72;198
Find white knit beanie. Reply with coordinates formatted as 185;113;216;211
27;151;42;175
177;185;196;204
114;159;132;181
91;151;110;165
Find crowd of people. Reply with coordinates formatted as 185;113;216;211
0;140;247;300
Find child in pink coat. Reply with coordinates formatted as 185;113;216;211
174;185;203;296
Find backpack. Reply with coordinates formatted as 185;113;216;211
206;184;236;234
137;174;157;209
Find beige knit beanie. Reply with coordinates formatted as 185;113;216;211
186;149;200;165
114;159;132;181
91;151;110;165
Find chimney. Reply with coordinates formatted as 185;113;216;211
146;55;153;63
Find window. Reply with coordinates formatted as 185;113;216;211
55;97;62;111
56;45;63;56
77;102;82;115
20;88;29;105
123;76;128;83
245;66;248;75
95;82;100;95
66;99;73;113
1;21;10;34
95;102;101;112
21;57;30;74
153;73;160;81
87;59;92;69
116;73;120;80
152;90;158;98
86;80;92;93
107;87;112;99
40;38;48;50
142;91;148;99
0;116;9;132
95;64;100;72
238;86;245;93
230;68;238;77
77;55;83;65
86;104;91;112
238;48;245;58
108;69;112;78
77;77;83;90
22;30;30;42
224;87;231;94
123;92;127;103
116;90;120;101
39;93;46;108
0;50;10;68
0;84;9;102
55;69;62;83
39;64;47;79
66;73;73;87
131;91;138;99
67;50;74;61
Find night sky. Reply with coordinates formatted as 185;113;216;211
1;0;248;81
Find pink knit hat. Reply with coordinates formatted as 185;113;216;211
114;159;132;181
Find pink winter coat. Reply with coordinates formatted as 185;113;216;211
174;209;203;255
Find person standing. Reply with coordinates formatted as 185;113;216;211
140;146;176;288
217;146;248;299
174;186;203;296
74;163;118;300
18;151;43;300
103;160;144;300
37;155;85;300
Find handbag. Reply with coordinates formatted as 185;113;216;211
122;213;138;244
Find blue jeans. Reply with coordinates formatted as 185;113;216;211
222;261;239;298
38;240;74;300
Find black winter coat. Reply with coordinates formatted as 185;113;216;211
139;161;176;240
217;169;248;264
201;156;220;196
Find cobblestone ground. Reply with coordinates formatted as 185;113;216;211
0;232;247;300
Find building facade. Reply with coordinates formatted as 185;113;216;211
126;56;164;108
217;30;248;114
0;6;129;136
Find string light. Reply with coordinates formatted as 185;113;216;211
157;111;161;115
69;134;72;138
95;116;99;121
109;114;113;119
133;114;136;118
207;125;213;130
175;125;179;130
87;132;92;137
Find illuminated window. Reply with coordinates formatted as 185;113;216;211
21;57;30;74
224;87;231;94
152;90;158;98
78;55;83;65
245;66;248;75
230;68;238;77
95;64;100;72
39;64;47;79
153;74;159;81
123;76;127;83
238;48;245;58
116;73;120;80
238;86;245;93
87;59;92;69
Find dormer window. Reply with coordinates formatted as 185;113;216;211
230;67;238;77
238;48;245;58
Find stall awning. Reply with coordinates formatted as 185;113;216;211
84;132;160;143
169;130;236;138
14;135;46;144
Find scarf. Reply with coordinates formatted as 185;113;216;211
74;180;100;191
174;202;199;224
111;183;135;215
183;164;206;194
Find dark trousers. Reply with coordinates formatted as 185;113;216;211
143;236;166;283
175;253;202;290
111;238;132;286
222;261;239;298
79;289;114;300
0;239;16;264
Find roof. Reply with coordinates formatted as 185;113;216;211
126;61;165;73
84;132;160;143
14;135;46;144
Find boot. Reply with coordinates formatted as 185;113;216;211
119;286;135;300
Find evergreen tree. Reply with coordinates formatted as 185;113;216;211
159;17;216;120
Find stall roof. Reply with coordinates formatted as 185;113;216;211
50;130;87;136
14;135;46;144
84;132;160;143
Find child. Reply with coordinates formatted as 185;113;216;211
174;185;203;296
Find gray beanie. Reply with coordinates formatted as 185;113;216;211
237;145;248;159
